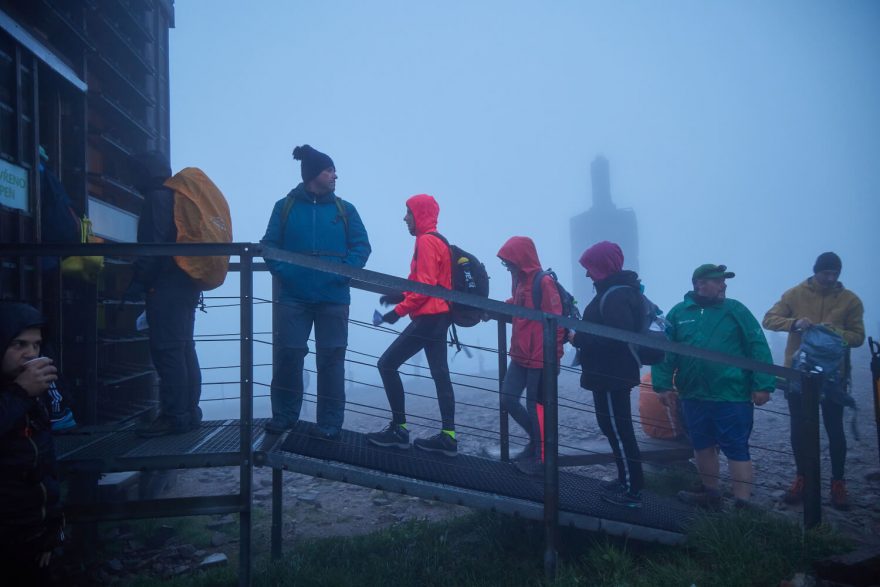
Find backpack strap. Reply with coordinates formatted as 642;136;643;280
280;193;349;241
531;269;552;310
428;231;449;247
598;285;628;322
447;323;473;358
279;189;297;240
425;231;453;266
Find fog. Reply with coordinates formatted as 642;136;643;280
167;1;880;417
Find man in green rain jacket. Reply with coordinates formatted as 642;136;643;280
652;264;775;510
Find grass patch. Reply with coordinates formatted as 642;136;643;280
642;464;701;497
260;511;847;587
105;507;850;586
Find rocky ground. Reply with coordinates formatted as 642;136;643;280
68;345;880;583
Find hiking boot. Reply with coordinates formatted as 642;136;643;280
514;456;543;476
511;441;536;462
599;479;627;493
783;475;804;505
366;422;410;449
137;415;188;438
677;487;722;511
189;407;203;432
414;432;458;457
602;489;642;509
265;417;296;435
830;479;850;511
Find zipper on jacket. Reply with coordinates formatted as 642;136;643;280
312;196;317;253
39;482;47;522
26;414;39;468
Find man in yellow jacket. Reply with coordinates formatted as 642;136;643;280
763;252;864;510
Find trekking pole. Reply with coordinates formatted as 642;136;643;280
541;316;559;579
870;337;880;466
801;369;823;529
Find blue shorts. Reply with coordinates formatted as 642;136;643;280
681;399;753;462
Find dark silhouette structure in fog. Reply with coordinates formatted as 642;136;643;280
569;156;639;308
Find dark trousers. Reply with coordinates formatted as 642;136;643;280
788;393;846;480
378;313;455;430
146;279;201;428
271;300;349;435
593;388;644;493
500;361;543;446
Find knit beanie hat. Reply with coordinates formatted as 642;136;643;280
813;252;842;274
293;144;334;184
579;241;624;282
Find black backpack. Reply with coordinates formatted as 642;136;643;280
531;269;581;330
429;232;490;327
599;285;667;366
789;325;853;407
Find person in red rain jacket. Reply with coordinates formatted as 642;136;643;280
367;194;459;456
497;236;565;463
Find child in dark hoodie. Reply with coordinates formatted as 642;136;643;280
0;302;64;584
570;241;645;508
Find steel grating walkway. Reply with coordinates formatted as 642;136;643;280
271;421;691;544
55;419;268;472
54;419;692;544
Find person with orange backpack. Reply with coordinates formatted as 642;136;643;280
127;151;232;437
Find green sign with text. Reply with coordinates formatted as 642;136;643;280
0;159;29;212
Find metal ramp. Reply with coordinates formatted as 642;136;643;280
55;419;265;473
265;421;690;545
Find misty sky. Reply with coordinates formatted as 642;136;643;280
167;1;880;414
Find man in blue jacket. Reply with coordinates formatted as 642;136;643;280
261;145;371;439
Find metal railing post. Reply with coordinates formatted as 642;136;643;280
498;320;509;461
542;316;558;579
801;370;822;529
270;275;284;559
271;468;283;560
239;249;254;586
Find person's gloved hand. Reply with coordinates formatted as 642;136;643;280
382;310;400;325
379;293;405;307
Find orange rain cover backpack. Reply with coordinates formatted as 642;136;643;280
164;167;233;291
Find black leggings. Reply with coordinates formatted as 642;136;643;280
593;388;643;493
788;393;846;481
378;313;455;430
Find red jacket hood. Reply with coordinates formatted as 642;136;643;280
406;194;439;236
497;236;543;276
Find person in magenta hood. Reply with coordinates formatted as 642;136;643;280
569;241;645;508
496;236;565;462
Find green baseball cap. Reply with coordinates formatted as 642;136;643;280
692;264;735;281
